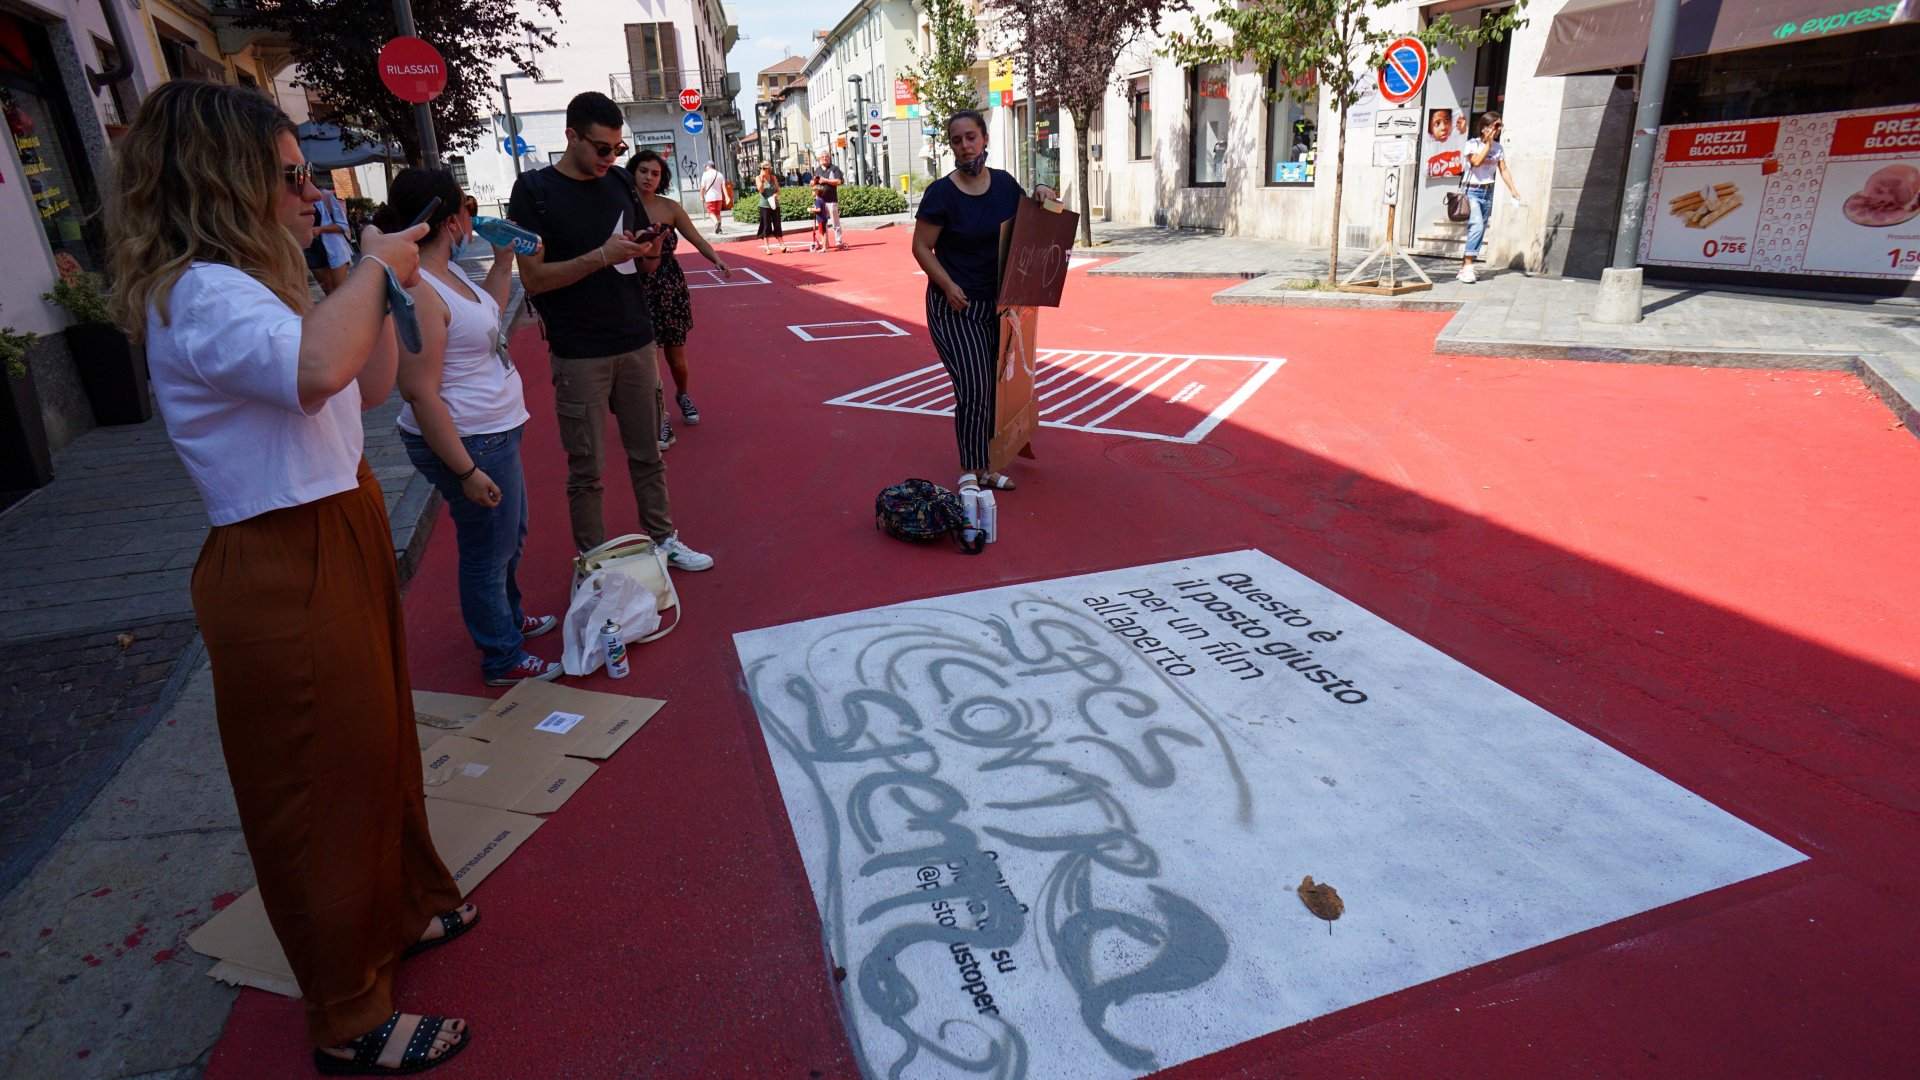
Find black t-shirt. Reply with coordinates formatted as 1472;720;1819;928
507;166;655;358
813;164;845;203
915;169;1026;302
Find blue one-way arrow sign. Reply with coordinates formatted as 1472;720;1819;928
682;112;705;135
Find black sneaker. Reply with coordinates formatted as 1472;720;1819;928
658;417;675;451
677;392;700;425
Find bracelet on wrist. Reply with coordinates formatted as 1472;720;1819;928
456;463;479;481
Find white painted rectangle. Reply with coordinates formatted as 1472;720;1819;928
735;552;1803;1080
685;266;772;288
789;320;911;342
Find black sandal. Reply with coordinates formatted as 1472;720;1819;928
313;1013;471;1075
403;905;478;959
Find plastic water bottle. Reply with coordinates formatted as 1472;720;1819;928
601;619;629;679
978;491;998;543
471;216;542;255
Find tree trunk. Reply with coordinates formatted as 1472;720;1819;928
1071;103;1093;248
1329;102;1348;283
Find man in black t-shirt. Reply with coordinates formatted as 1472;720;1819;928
509;92;714;571
813;151;846;249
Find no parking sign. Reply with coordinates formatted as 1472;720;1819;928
1377;36;1428;105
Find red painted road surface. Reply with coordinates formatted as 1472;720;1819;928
208;229;1920;1077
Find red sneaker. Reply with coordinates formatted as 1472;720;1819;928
485;654;563;686
520;614;558;639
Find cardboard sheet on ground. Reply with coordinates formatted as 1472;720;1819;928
459;680;662;759
187;801;543;996
412;689;490;747
421;734;597;814
733;551;1805;1079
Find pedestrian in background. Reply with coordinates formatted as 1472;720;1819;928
381;168;561;686
305;179;352;294
813;151;846;249
105;80;474;1074
910;108;1056;494
628;148;733;449
1458;111;1523;284
698;159;728;235
756;162;785;254
508;91;714;571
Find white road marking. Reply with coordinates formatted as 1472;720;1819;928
788;320;911;342
685;266;772;288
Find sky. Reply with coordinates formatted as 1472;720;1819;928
724;0;830;123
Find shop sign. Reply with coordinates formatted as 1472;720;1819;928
893;77;921;119
1642;105;1920;281
1771;3;1905;41
988;57;1015;107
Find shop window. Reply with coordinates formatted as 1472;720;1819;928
1663;23;1920;123
1265;65;1317;185
1;14;103;271
1129;76;1151;160
1188;63;1229;186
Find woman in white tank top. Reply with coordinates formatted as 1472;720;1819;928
384;169;560;686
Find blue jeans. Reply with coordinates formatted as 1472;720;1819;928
1463;184;1496;257
401;425;529;678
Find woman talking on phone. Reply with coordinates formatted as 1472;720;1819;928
106;81;474;1074
911;109;1055;495
380;168;561;686
1458;111;1523;284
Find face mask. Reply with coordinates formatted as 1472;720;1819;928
957;148;988;177
449;224;470;260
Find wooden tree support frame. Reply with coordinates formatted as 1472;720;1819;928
1337;202;1433;296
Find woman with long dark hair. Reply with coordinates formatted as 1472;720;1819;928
755;161;786;254
910;109;1055;494
378;168;559;686
106;81;475;1075
625;148;733;449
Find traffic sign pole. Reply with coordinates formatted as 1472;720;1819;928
390;0;438;167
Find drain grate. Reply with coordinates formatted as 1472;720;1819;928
1104;439;1236;473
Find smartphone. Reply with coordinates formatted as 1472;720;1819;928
383;196;437;353
407;196;443;229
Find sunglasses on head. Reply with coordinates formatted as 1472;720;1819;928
282;162;313;191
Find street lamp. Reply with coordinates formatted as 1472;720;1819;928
500;71;533;177
847;73;865;186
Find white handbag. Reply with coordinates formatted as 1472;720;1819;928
561;570;662;675
574;534;680;634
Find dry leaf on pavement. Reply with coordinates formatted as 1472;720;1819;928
1298;875;1344;923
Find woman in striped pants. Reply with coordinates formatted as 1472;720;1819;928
911;110;1056;493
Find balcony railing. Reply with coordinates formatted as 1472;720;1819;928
609;70;738;106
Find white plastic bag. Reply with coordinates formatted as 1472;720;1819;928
561;570;661;676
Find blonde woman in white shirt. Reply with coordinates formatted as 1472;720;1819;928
1458;111;1523;284
381;168;559;686
105;81;474;1075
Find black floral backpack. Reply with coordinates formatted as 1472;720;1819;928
875;479;985;555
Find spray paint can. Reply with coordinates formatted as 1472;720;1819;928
601;619;630;678
978;490;998;543
961;485;981;529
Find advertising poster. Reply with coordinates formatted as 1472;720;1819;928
1412;42;1470;242
894;77;920;120
1644;105;1920;282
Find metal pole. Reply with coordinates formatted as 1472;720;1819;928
501;73;521;177
852;77;866;186
1611;0;1681;269
392;0;440;167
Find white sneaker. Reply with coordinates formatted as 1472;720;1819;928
658;532;713;571
1456;266;1478;284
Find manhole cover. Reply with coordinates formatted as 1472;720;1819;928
1104;439;1236;473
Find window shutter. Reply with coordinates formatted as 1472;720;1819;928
660;22;683;97
625;24;647;99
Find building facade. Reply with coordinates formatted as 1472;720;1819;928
802;0;919;188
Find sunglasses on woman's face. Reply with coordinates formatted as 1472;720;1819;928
283;163;313;191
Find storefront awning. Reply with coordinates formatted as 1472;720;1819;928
296;122;403;171
1536;0;1918;77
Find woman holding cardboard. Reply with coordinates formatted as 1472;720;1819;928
106;81;476;1075
911;109;1055;494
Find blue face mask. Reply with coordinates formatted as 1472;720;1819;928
448;224;469;260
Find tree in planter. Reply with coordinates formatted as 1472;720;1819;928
901;0;981;175
0;326;53;490
231;0;560;163
0;327;36;381
986;0;1188;249
1166;0;1526;283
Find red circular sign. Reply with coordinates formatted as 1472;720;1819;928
1376;36;1428;105
378;36;446;104
679;88;703;111
868;123;884;140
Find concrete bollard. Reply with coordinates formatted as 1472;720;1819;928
1592;266;1645;325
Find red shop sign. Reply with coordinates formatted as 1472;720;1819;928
1662;122;1778;163
1829;109;1920;157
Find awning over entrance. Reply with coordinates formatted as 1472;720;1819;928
1536;0;1918;76
296;121;403;171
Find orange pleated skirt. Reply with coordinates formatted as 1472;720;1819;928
191;460;460;1046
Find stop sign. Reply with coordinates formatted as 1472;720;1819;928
867;123;883;140
679;88;702;111
377;36;446;104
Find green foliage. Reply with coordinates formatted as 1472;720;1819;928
902;0;980;170
43;272;114;327
0;326;38;379
344;196;376;218
732;185;907;224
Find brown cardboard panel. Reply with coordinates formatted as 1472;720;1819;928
413;690;494;747
186;801;544;996
461;681;662;760
421;734;598;815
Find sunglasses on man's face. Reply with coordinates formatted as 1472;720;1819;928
586;137;629;159
283;163;313;191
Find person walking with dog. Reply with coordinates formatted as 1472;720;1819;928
106;80;475;1074
910;108;1055;496
507;91;715;571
